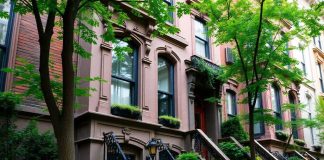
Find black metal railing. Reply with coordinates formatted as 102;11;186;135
191;129;230;160
219;137;251;159
284;150;306;160
154;139;175;160
103;132;127;160
271;151;287;160
254;140;278;160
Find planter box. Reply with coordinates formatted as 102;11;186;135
294;139;305;147
159;118;180;129
111;107;141;120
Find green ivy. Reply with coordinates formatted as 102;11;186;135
176;152;199;160
293;139;305;146
221;117;249;141
287;156;302;160
159;115;181;125
111;104;141;114
191;58;221;88
275;130;289;142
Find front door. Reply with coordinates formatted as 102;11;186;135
195;106;206;132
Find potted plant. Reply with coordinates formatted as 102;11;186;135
158;115;180;129
312;145;322;152
176;152;199;160
294;139;305;147
111;104;141;119
275;130;289;142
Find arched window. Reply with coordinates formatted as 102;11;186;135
289;92;298;139
158;57;174;116
226;90;236;118
111;40;138;105
271;84;282;130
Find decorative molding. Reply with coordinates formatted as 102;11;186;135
122;128;132;144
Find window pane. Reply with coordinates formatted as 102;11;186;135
112;41;134;80
254;122;261;134
195;20;207;40
0;0;10;45
226;92;235;115
158;58;170;93
158;93;172;116
195;38;207;58
271;86;280;112
111;78;131;105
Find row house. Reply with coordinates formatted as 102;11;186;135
0;0;323;159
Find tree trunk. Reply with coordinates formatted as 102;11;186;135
57;119;75;160
249;104;256;160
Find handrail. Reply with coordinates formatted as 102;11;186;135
303;152;317;160
254;140;279;160
220;137;251;158
157;139;175;160
192;129;230;160
103;132;127;160
271;151;287;160
292;150;307;160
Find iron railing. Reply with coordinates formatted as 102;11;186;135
303;152;317;160
254;140;278;160
191;129;230;160
103;132;127;160
271;151;287;160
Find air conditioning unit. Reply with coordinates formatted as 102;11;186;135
225;48;234;64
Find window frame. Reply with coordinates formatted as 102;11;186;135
271;84;282;130
289;93;298;139
318;63;324;93
194;18;210;59
0;1;14;91
226;90;237;118
300;44;307;76
158;56;175;117
163;0;174;24
111;42;138;106
254;94;265;137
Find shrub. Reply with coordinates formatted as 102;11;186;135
221;117;248;141
0;120;58;160
218;142;249;160
111;104;141;119
176;152;199;160
0;92;21;118
275;130;289;142
294;139;305;147
159;115;181;129
287;156;302;160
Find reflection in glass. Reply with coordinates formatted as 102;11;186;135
158;57;174;116
111;78;131;105
0;0;10;45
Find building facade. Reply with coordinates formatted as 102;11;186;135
0;0;323;159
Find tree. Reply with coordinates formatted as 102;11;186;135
179;0;323;159
0;0;180;159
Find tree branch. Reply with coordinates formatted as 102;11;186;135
31;0;44;35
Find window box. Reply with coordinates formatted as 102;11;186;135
158;115;180;129
293;139;305;147
275;130;289;142
312;145;322;152
111;104;141;120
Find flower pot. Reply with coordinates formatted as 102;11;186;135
294;139;305;147
312;145;322;152
111;107;141;120
158;118;180;129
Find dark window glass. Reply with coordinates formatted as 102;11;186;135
271;85;282;130
111;40;137;105
0;0;13;91
226;91;236;118
158;57;174;116
194;19;209;59
299;44;307;76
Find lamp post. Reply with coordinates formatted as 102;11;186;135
146;138;160;160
